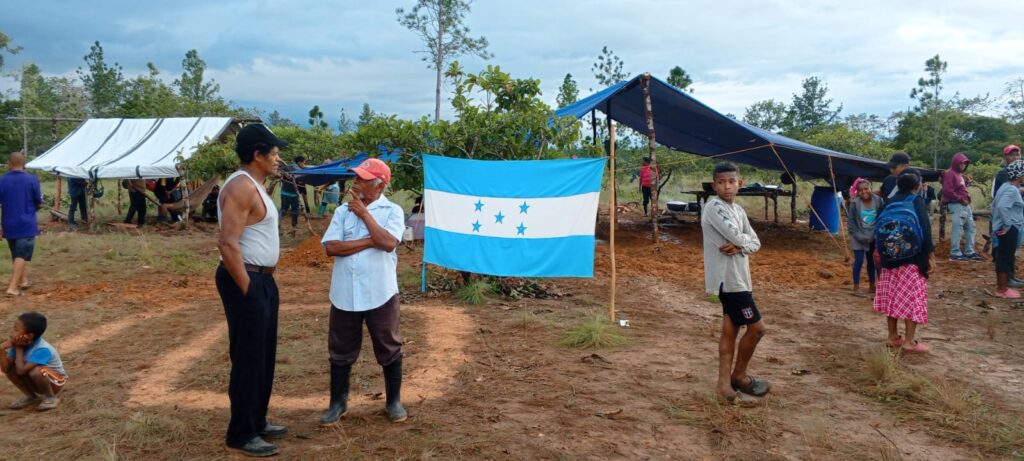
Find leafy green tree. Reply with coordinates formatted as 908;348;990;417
910;54;947;113
1002;77;1024;124
396;0;493;121
266;110;297;128
358;103;377;127
308;104;328;129
743;99;789;132
174;50;220;103
77;41;125;116
0;30;21;77
667;66;693;93
592;46;627;87
337;108;356;134
121;63;181;117
786;76;842;134
556;73;578;108
802;124;893;161
906;54;950;168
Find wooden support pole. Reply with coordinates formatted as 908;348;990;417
53;174;62;213
606;102;618;218
609;122;618;323
640;73;661;245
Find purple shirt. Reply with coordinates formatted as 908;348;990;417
0;170;42;239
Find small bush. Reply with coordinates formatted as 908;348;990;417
454;280;494;305
559;315;627;349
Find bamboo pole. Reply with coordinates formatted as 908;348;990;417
609;121;618;323
640;73;661;246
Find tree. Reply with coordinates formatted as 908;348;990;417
556;73;578;108
592;46;627;87
908;54;949;168
910;54;947;113
358;103;376;127
266;110;297;128
667;66;693;93
1002;77;1024;124
787;76;842;134
0;30;21;75
308;104;328;129
121;63;181;117
337;108;356;134
396;0;493;121
77;41;125;116
743;99;789;132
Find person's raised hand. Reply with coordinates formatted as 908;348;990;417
348;189;368;218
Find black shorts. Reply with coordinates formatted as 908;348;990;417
6;237;35;261
720;290;761;326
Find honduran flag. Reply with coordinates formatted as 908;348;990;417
423;155;607;277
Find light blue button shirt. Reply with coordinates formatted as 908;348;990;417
322;196;405;311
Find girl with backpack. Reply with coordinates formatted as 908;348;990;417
991;160;1024;298
873;171;935;353
848;178;882;297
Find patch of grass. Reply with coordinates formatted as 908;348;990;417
559;315;627;349
662;391;774;450
454;279;494;305
848;348;1024;456
168;249;216;275
705;294;720;303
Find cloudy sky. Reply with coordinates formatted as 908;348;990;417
3;0;1023;125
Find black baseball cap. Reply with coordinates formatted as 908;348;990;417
886;152;910;169
236;124;289;150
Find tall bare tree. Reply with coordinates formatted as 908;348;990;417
397;0;492;121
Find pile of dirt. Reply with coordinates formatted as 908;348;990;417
278;235;333;268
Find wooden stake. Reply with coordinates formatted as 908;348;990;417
609;122;617;322
53;174;62;215
640;73;660;246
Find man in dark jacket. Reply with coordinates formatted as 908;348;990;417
941;152;982;261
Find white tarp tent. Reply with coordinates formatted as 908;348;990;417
27;117;236;179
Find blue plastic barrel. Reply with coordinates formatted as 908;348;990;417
809;186;841;234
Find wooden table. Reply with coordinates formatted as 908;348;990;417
684;187;797;224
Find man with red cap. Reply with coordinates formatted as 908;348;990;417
319;158;408;425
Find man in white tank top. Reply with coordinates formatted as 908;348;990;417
215;123;288;458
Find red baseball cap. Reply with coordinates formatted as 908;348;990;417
350;158;391;184
1004;144;1021;155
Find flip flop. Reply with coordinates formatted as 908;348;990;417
901;341;930;353
731;375;772;397
885;336;906;348
5;291;22;297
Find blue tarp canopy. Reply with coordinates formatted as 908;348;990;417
291;149;401;186
556;75;894;183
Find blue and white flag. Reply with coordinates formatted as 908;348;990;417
423;155;607;277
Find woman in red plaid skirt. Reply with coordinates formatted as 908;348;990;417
873;171;935;353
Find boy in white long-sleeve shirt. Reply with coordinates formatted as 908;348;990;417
701;162;771;403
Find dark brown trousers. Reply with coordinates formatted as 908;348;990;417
328;295;403;367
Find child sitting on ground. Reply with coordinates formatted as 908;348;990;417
848;178;882;297
701;162;770;403
1;312;67;411
991;160;1024;298
873;171;935;353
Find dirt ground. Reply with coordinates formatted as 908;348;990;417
0;207;1021;461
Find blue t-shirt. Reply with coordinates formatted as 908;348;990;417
6;338;66;377
0;170;42;239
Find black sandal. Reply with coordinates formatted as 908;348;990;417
731;375;772;397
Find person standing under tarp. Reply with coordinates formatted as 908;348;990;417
122;179;148;228
639;157;657;217
66;177;87;227
154;177;182;223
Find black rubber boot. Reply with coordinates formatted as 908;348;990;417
319;363;351;426
383;359;407;422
